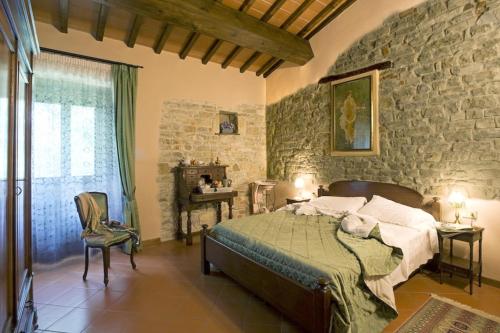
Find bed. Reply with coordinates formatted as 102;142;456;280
200;180;441;333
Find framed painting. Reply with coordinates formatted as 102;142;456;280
330;70;379;156
219;111;238;135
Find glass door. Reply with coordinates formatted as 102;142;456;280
15;66;28;307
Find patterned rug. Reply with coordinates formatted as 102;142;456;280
396;294;500;332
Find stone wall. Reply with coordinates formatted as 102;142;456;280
158;100;266;240
267;0;500;199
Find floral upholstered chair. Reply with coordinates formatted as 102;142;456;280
74;192;138;286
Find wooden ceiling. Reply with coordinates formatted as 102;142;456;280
32;0;356;77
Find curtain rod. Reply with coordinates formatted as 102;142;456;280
40;47;144;69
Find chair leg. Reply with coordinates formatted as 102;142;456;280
83;245;89;281
102;248;109;287
130;243;137;270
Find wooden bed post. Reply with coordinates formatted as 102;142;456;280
201;224;210;275
313;277;332;333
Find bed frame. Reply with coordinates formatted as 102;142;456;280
201;180;441;333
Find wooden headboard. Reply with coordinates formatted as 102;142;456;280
318;180;441;221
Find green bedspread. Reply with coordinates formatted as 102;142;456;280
211;211;403;333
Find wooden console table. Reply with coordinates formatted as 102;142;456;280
176;165;237;245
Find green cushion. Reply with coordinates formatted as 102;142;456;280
84;231;131;247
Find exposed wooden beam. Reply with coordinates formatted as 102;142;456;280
154;23;173;54
229;0;286;71
280;0;314;30
256;57;278;76
305;0;357;39
202;39;222;64
94;4;109;41
179;31;200;59
240;51;261;73
58;0;69;33
98;0;313;65
318;61;393;84
239;0;256;12
201;0;255;65
221;46;242;68
263;59;284;78
263;0;357;78
126;15;144;48
254;0;315;76
260;0;286;22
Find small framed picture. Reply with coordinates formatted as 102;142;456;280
219;111;238;135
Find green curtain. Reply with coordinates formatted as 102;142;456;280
112;64;141;251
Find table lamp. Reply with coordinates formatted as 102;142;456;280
294;177;305;199
448;191;466;223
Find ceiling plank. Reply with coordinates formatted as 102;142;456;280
201;0;255;65
94;4;109;41
98;0;313;65
58;0;69;33
263;0;357;78
254;0;315;76
154;23;173;54
230;0;286;71
179;31;200;59
126;15;144;48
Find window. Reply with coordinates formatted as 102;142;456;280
70;106;95;177
31;52;123;265
33;102;61;178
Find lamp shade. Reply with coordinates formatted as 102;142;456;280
448;191;466;208
294;177;305;190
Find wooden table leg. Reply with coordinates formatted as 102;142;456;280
228;198;233;219
469;239;473;295
186;208;193;246
439;236;443;284
176;203;183;240
450;239;453;278
216;202;222;223
479;235;483;287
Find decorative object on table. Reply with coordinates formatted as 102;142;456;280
215;156;221;165
462;211;479;227
330;69;379;156
437;226;483;294
395;294;500;332
219;111;238;134
175;165;237;245
250;180;277;214
294;177;305;199
448;191;466;223
222;177;232;187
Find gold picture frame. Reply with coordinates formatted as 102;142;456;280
331;70;379;156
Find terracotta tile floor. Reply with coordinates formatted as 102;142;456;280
34;238;500;333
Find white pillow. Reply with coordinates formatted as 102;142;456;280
357;195;435;227
308;196;367;214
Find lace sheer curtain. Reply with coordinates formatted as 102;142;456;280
32;52;123;265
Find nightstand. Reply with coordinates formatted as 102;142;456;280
286;197;310;205
437;226;484;295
